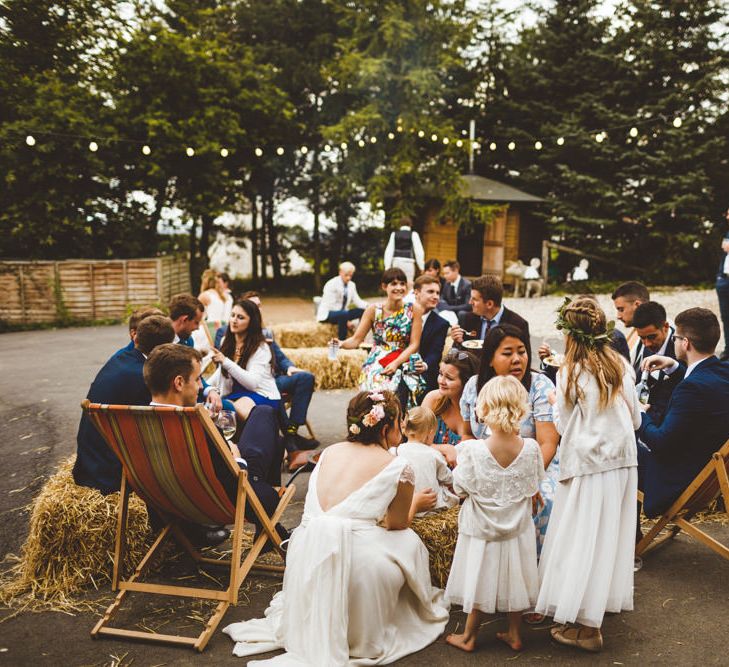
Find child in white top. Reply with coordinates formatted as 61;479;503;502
445;375;544;653
396;407;458;516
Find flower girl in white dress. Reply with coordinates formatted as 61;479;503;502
445;375;544;652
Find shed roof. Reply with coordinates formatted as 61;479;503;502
460;174;543;203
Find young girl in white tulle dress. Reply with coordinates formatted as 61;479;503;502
445;375;545;652
535;298;641;652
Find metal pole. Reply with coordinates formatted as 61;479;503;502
468;119;475;174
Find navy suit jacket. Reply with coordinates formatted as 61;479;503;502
438;276;472;313
459;306;531;354
637;356;729;516
73;347;151;494
420;311;449;392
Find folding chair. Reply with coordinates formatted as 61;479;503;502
281;392;317;441
81;400;295;651
637;438;729;562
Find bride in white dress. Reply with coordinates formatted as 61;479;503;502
223;390;450;665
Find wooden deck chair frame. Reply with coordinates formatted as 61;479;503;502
282;393;317;441
637;438;729;561
81;400;296;652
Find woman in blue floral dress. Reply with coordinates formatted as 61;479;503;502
338;268;426;404
459;324;560;559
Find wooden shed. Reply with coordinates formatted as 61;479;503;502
422;175;544;278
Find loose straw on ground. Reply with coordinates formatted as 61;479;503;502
411;506;460;588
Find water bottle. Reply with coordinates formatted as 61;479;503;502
637;370;650;405
328;339;340;361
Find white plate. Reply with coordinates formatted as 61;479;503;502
462;339;483;350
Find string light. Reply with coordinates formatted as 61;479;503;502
387;132;395;140
186;147;195;157
629;127;638;137
26;135;36;146
431;133;438;142
324;144;332;151
254;147;263;157
397;126;403;133
357;139;365;147
276;146;285;155
89;141;98;152
456;139;463;147
220;147;229;157
534;140;543;150
673;117;682;128
142;144;151;155
595;132;605;143
489;142;496;151
557;137;565;146
417;130;425;138
442;137;449;145
370;136;377;143
507;141;516;151
473;141;481;150
340;142;347;150
300;145;308;154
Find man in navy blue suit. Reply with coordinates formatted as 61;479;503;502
637;308;729;518
73;315;175;494
716;207;729;361
412;275;449;396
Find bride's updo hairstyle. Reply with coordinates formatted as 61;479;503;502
346;390;401;444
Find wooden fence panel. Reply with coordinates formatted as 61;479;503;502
0;264;26;322
126;259;160;306
20;263;57;322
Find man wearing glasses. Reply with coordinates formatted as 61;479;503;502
632;301;683;425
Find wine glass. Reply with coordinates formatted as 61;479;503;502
216;410;237;442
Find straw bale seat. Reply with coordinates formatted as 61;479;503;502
281;347;367;389
269;321;337;348
410;505;459;588
0;457;150;612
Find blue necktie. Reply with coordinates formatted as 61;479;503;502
341;283;348;310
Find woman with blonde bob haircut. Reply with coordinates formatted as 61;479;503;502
535;298;641;653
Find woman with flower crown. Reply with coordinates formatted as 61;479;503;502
223;390;449;664
535;298;641;653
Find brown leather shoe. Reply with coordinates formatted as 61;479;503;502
287;449;312;471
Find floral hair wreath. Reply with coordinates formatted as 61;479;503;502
555;297;615;349
348;391;387;435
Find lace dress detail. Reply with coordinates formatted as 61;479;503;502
398;462;416;486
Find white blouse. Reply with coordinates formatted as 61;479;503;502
208;342;280;400
395;442;459;514
453;437;544;541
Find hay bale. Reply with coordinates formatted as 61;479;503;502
270;321;338;348
0;456;150;613
282;347;367;389
411;505;459;588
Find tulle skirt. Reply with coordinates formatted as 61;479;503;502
535;467;637;628
445;526;539;614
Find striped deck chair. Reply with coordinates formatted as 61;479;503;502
637;438;729;562
81;400;295;651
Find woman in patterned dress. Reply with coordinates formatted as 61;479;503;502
459;324;559;558
338;268;425;403
421;349;479;465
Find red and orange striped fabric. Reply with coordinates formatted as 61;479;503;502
86;404;236;526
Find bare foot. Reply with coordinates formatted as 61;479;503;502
496;631;523;651
446;633;477;652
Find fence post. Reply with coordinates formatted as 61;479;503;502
89;263;96;320
19;264;26;321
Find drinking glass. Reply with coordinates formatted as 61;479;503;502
217;410;237;442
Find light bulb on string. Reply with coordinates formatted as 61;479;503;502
186;147;195;157
255;147;263;157
473;141;481;151
220;147;229;157
397;126;403;133
673;117;682;128
276;147;285;155
489;142;496;151
300;145;308;154
26;135;36;146
595;132;604;143
431;133;438;142
370;136;377;144
629;127;638;138
358;139;365;147
534;140;543;150
557;137;565;146
89;141;99;152
417;130;425;138
324;144;332;151
456;139;463;147
388;132;395;140
142;144;151;155
507;141;516;151
442;137;449;145
340;142;348;150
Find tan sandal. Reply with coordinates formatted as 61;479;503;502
550;625;603;652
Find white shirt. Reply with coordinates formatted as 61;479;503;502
316;276;369;321
208;343;280;400
395;442;458;515
724;253;729;274
383;226;425;270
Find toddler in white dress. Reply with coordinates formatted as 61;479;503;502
396;406;459;515
445;375;544;653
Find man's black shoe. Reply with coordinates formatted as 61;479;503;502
189;526;230;548
293;433;320;450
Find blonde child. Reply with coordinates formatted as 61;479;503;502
445;375;544;653
535;298;641;652
396;406;458;516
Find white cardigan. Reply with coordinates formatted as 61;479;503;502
208;343;280;401
555;359;641;482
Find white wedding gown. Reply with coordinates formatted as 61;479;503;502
223;452;450;665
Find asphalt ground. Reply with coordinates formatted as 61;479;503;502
1;314;728;666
